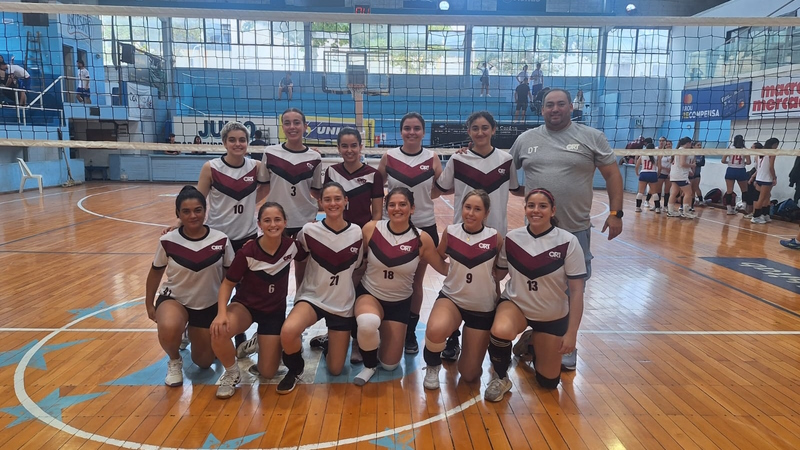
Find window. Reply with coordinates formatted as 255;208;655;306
605;28;670;77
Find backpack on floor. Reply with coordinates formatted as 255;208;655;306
775;198;800;220
704;188;722;204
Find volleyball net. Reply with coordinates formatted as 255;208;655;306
1;3;800;160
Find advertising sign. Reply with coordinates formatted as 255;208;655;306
680;81;751;122
749;76;800;119
279;116;377;147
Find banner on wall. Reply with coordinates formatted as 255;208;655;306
127;83;154;121
172;116;279;144
749;77;800;119
680;81;751;122
279;116;377;147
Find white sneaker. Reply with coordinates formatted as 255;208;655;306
743;213;754;219
635;207;642;213
666;210;682;218
484;372;512;402
423;365;441;390
653;207;661;214
236;335;259;358
165;358;183;387
681;212;697;219
561;349;577;371
726;210;737;215
353;367;376;386
215;368;241;399
643;201;650;210
487;94;491;97
764;215;772;223
751;216;766;224
512;329;535;362
179;328;190;350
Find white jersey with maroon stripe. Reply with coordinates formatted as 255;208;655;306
295;220;364;317
441;224;499;313
639;157;658;173
206;156;267;241
383;147;436;227
361;220;421;302
435;148;519;235
262;144;323;228
152;226;235;310
726;155;747;169
497;226;586;322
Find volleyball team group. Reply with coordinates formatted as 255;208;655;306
633;134;779;223
145;88;626;403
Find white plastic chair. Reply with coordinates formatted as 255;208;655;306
17;158;43;194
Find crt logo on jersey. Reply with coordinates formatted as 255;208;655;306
548;251;562;259
419;164;430;171
478;243;492;250
350;246;360;254
211;245;224;251
399;244;413;252
243;176;254;182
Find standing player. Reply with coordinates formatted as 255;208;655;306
378;112;443;354
145;186;235;387
210;202;307;399
722;135;751;215
667;137;696;219
657;141;673;212
509;88;622;371
750;138;779;224
262;108;323;286
689;141;705;211
634;145;661;213
422;190;503;390
194;121;269;350
434;110;523;359
76;59;90;104
353;187;447;386
277;182;363;394
318;127;384;363
486;188;586;401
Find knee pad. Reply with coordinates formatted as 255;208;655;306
356;313;381;350
535;371;560;389
380;360;400;371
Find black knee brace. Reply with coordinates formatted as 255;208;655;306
535;371;560;389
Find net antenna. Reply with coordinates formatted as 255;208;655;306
323;50;390;139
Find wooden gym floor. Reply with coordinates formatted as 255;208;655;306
0;182;798;449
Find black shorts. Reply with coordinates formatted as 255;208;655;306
232;299;285;335
419;224;439;247
639;172;658;183
658;173;669;179
155;295;217;329
438;291;494;330
356;283;412;324
516;102;528;111
231;233;258;253
296;300;355;331
285;227;303;239
526;314;569;337
498;298;568;336
672;180;689;187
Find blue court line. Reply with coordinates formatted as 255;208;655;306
592;228;800;320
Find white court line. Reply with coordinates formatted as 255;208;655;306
0;185;110;206
77;187;169;228
0;328;156;332
11;298;483;450
622;197;791;239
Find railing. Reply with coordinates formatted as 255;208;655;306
0;83;65;127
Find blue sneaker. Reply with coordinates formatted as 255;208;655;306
780;238;800;250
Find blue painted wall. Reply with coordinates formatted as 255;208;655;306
0;159;85;193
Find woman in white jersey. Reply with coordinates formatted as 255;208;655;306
434;111;523;359
486;188;586;402
210;202;307;399
667;137;696;219
634;144;661;213
195;121;269;351
377;112;443;354
656;140;673;211
750;137;779;224
689;141;706;211
262;108;323;286
145;186;235;387
353;187;447;386
721;135;751;215
278;182;363;394
422;189;503;391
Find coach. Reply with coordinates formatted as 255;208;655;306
508;88;624;372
